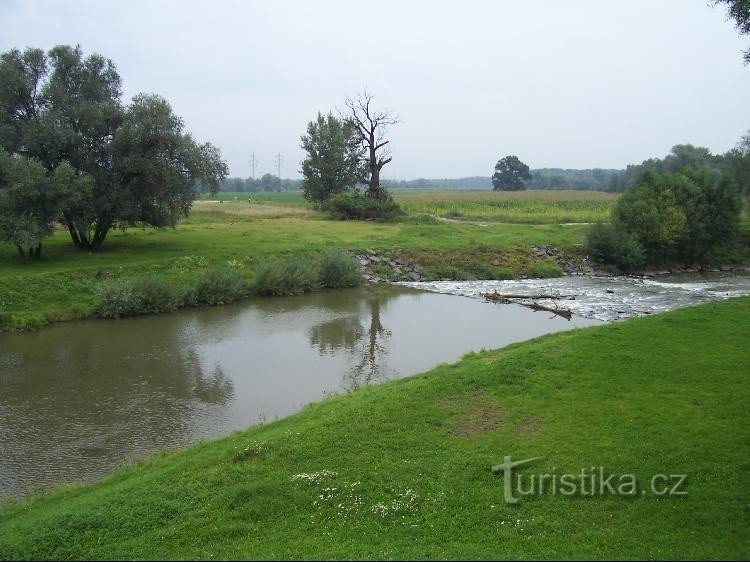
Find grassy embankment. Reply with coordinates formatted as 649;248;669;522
0;191;608;330
0;297;748;559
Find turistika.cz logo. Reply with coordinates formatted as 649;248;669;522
492;456;688;504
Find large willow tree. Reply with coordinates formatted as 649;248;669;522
0;45;227;251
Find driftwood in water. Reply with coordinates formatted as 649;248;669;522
483;292;575;301
482;291;574;321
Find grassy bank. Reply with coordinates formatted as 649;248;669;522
0;198;591;330
1;298;748;559
2;190;748;331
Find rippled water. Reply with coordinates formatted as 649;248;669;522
400;270;750;322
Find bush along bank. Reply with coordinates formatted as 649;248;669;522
97;252;365;319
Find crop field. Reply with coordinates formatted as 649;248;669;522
203;189;619;224
394;189;618;224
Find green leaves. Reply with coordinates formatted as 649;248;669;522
492;155;532;191
300;112;365;204
0;44;228;251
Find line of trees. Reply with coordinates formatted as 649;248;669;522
0;45;227;257
217;175;301;193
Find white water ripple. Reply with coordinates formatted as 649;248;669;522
400;270;750;322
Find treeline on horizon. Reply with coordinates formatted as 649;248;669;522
216;141;749;195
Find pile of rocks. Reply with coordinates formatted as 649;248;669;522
352;250;426;283
532;245;593;275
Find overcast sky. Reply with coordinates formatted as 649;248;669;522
1;0;749;179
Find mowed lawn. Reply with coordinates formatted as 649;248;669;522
0;298;747;559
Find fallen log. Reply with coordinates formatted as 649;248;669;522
482;291;574;321
482;292;575;301
523;301;573;321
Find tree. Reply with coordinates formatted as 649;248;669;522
725;131;750;195
300;112;364;204
713;0;750;64
343;92;398;199
0;45;227;251
108;94;227;232
492;155;532;191
0;151;87;258
593;169;742;268
259;173;280;192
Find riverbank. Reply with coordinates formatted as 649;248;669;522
1;194;747;332
0;203;593;331
1;297;748;559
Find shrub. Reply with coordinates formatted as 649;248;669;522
325;190;404;221
586;223;646;272
97;282;144;319
131;276;180;314
318;252;363;288
194;267;248;305
254;256;319;296
495;267;515;280
528;262;564;278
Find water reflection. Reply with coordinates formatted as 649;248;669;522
0;285;599;498
309;290;395;390
0;319;235;498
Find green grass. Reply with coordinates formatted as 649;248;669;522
394;190;618;224
1;298;747;559
0;200;591;330
2;190;747;330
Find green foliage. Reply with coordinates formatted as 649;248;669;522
527;262;563;278
325;190;404;220
586;223;646;272
97;282;145;319
726;131;750;195
496;267;515;280
97;277;180;318
492;155;532;191
253;256;319;296
0;45;228;251
300;112;364;203
0;152;86;258
193;267;247;305
318;252;363;288
590;169;742;269
713;0;750;64
131;276;180;314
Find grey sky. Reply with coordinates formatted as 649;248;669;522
1;0;749;179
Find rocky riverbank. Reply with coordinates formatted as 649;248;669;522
350;245;748;284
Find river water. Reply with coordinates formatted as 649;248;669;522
401;270;750;322
0;285;598;499
2;271;749;499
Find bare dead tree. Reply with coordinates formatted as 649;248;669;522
342;91;398;198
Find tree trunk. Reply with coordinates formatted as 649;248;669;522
368;167;380;198
16;245;25;258
90;221;111;251
33;243;42;258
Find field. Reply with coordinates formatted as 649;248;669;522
1;297;747;559
0;191;603;331
1;189;748;331
206;189;619;224
394;189;618;224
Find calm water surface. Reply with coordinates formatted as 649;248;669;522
0;285;598;498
